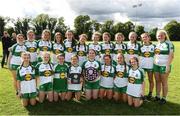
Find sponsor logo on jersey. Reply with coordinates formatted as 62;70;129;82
67;47;73;53
155;48;160;54
128;77;135;84
29;47;36;52
102;71;109;77
144;52;150;57
60;72;66;79
42;46;48;51
105;49;110;55
78;51;84;56
25;74;32;81
117;71;124;78
117;49;122;54
128;49;134;55
44;70;51;77
55;49;60;54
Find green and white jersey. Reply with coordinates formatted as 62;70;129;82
113;42;127;61
10;43;27;66
37;40;52;54
53;63;68;79
82;60;101;82
100;42;114;63
154;41;174;66
68;65;82;91
100;65;115;88
139;44;155;69
88;43;102;61
52;43;64;64
35;62;54;86
16;65;36;94
126;42;140;65
126;68;144;97
64;39;76;63
25;40;38;63
114;64;129;88
75;44;88;66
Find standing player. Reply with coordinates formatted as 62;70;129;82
52;32;64;64
88;32;102;61
154;30;174;104
8;34;27;95
75;34;88;66
139;33;155;99
25;30;38;66
37;29;52;62
100;32;114;63
113;33;127;62
64;30;77;65
126;32;140;65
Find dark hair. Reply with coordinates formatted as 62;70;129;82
65;30;77;48
129;57;139;67
54;32;63;44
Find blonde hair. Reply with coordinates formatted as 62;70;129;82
92;31;101;40
115;33;125;41
79;34;88;40
27;30;34;35
42;29;51;41
156;29;170;40
129;32;137;39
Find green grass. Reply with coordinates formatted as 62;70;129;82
0;42;180;115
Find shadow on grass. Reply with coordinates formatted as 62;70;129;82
25;98;180;115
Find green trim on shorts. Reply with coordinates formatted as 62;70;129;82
114;85;127;94
39;82;53;92
127;94;141;99
143;68;153;72
85;80;100;90
10;64;20;70
68;90;81;92
100;86;113;90
153;64;171;74
21;92;37;99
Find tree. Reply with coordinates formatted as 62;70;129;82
149;27;158;41
74;15;93;40
112;22;126;36
135;25;145;40
124;21;135;40
100;20;114;40
54;17;69;39
13;18;31;38
164;20;180;41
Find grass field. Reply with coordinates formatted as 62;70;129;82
0;42;180;115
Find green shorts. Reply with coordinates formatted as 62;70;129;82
21;92;37;99
114;85;127;94
53;78;67;93
143;68;153;72
85;80;100;90
68;90;81;92
39;82;53;92
154;64;171;74
10;64;20;70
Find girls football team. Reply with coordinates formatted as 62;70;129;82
7;29;174;107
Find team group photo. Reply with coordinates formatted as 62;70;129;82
0;0;180;115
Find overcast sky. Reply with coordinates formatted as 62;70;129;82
0;0;180;30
